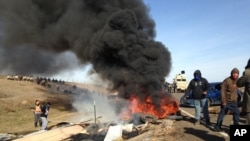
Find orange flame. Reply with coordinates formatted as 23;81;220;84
120;91;179;119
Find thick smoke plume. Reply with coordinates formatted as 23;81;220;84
0;0;172;105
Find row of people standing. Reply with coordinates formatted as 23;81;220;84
165;82;177;93
184;58;250;131
31;100;51;130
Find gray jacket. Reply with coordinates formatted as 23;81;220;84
237;68;250;113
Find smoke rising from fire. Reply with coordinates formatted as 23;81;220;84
0;0;172;104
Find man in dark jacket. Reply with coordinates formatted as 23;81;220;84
214;68;240;131
185;70;210;126
44;102;51;118
40;103;48;130
237;58;250;125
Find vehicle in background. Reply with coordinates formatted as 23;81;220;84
173;71;188;92
180;82;222;107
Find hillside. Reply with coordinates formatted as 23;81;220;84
0;74;110;137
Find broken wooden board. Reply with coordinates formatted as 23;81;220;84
104;124;134;141
14;125;84;141
104;125;122;141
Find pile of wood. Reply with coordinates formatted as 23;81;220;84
13;113;183;141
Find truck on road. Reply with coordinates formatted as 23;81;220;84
173;72;188;92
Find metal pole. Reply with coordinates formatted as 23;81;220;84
94;100;96;125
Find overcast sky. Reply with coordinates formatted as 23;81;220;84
53;0;250;84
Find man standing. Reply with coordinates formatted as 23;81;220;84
237;58;250;125
31;100;42;127
40;102;48;130
173;82;177;93
44;102;51;118
214;68;240;131
185;70;210;125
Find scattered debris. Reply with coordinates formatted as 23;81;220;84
12;112;182;141
0;133;17;141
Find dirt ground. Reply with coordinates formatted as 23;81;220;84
172;114;229;141
123;112;230;141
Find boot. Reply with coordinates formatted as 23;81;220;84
194;120;200;126
213;125;222;132
206;120;211;126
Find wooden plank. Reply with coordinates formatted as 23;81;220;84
14;125;84;141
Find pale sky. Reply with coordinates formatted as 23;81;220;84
144;0;250;83
55;0;250;84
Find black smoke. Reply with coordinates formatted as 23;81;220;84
0;0;172;104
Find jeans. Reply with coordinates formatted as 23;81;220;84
194;98;210;121
215;102;239;127
34;113;42;127
247;113;250;125
40;117;48;130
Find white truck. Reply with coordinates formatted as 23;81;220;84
173;73;188;92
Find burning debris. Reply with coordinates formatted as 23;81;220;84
82;92;181;140
52;89;181;141
72;88;180;125
121;92;179;119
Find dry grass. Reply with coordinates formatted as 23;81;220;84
0;75;108;135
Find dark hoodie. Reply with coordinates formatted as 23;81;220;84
185;70;209;99
231;68;239;77
221;68;239;105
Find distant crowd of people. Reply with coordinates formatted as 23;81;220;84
183;58;250;132
164;82;177;93
6;75;65;87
